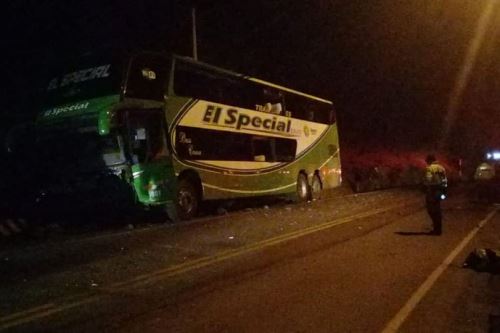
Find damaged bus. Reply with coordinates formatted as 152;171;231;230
33;51;341;220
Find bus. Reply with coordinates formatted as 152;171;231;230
33;51;341;220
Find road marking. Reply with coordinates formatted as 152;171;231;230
381;207;499;333
107;202;412;289
0;304;55;322
0;201;414;331
0;296;99;330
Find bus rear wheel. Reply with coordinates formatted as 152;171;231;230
176;178;199;220
311;174;322;201
296;173;310;202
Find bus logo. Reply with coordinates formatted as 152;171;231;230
202;104;291;134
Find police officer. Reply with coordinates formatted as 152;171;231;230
424;154;448;235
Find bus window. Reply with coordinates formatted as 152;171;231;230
252;137;273;162
173;61;266;111
251;135;294;162
284;92;335;124
173;64;219;102
126;110;168;164
175;126;295;163
125;54;169;101
101;134;126;166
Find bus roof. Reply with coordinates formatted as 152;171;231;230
173;55;333;105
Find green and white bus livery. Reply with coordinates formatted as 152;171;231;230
36;52;341;220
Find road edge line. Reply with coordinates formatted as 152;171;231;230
381;207;499;333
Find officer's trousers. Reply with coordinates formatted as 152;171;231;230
426;191;442;234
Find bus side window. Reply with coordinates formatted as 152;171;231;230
125;54;169;101
147;113;169;161
252;137;272;162
130;127;148;164
126;111;168;164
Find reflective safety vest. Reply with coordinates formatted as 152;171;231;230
425;162;447;187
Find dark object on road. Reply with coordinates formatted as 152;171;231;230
463;248;500;274
490;314;500;333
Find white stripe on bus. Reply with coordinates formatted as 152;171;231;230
202;182;296;194
174;147;339;177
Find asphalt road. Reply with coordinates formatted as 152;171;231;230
1;185;499;332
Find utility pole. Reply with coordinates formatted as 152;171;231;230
192;7;198;60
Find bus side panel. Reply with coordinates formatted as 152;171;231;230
165;97;342;201
170;128;341;201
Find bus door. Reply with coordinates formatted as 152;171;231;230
124;109;176;205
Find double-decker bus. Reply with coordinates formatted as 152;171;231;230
34;51;341;220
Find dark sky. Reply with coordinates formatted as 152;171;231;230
3;0;500;157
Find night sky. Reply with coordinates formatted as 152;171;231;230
3;0;500;159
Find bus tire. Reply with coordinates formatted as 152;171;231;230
311;174;322;201
176;178;199;220
296;173;310;202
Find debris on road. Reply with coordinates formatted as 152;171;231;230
463;248;500;274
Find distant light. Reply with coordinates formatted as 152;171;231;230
485;151;500;160
440;194;446;200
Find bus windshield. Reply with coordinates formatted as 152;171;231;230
35;129;126;173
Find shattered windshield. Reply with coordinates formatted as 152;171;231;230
35;129;126;174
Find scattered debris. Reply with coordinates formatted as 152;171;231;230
228;236;234;240
126;224;135;230
463;248;500;274
263;205;270;210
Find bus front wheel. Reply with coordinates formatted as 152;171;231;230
296;173;310;202
177;178;199;220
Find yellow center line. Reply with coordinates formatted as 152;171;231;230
108;202;412;290
0;304;55;323
0;201;414;330
0;296;99;331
